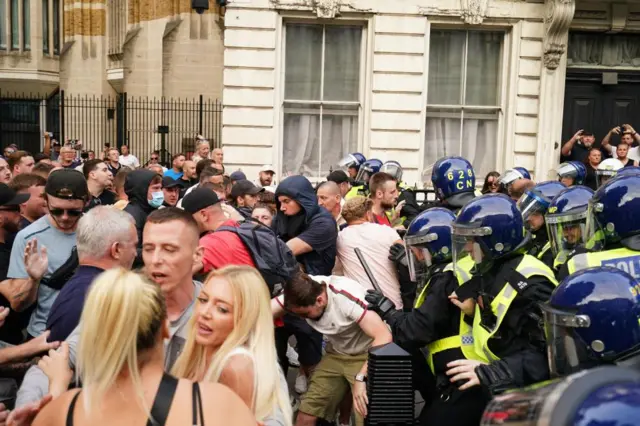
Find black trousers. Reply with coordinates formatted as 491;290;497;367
275;314;323;375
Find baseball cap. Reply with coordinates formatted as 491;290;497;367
162;176;181;189
231;180;264;199
229;170;247;181
260;165;275;174
45;169;89;200
327;170;350;184
182;187;221;214
0;184;30;208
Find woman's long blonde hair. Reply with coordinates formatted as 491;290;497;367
172;266;292;424
77;268;166;414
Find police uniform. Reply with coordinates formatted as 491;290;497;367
527;232;553;270
345;184;367;199
558;246;640;280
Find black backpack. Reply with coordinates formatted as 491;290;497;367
217;220;297;296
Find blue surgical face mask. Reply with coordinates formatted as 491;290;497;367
148;191;164;209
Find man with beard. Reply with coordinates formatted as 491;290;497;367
4;169;88;339
257;165;275;188
369;172;402;227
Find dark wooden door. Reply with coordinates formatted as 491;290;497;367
563;72;640;146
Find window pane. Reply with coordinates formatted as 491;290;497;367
427;31;465;105
461;109;499;178
283;103;321;176
52;0;58;53
323;26;361;102
424;108;462;171
285;25;322;101
11;0;18;49
0;0;6;49
465;32;502;106
42;0;48;53
23;0;30;50
321;105;358;176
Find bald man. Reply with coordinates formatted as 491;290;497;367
317;181;345;228
509;178;535;202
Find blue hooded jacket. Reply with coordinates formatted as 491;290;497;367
273;176;337;275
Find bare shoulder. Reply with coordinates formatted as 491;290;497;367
199;382;257;426
33;390;80;426
221;352;255;378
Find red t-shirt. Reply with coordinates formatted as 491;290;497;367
200;220;255;273
373;212;391;227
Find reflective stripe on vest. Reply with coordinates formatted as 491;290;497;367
567;247;640;278
346;185;367;200
537;242;551;260
472;255;558;363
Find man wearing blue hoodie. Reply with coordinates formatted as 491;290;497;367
273;175;338;396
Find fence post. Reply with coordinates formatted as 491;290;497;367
199;94;204;136
60;90;65;143
123;92;128;148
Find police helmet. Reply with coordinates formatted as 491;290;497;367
430;156;476;202
380;161;403;182
499;166;531;187
595;158;623;188
337;153;366;177
545;186;594;259
543;267;640;377
557;161;587;186
616;166;640;178
354;159;382;184
452;193;525;274
586;175;640;251
517;181;567;231
405;208;456;281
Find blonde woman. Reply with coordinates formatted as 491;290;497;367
172;266;292;426
191;135;211;164
32;269;256;426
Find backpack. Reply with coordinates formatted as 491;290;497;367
217;220;297;296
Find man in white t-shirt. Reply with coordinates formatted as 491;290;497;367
272;273;392;426
118;145;140;169
336;196;404;309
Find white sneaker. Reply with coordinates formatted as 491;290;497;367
287;344;300;367
294;373;308;394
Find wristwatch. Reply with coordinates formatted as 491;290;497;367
355;373;367;383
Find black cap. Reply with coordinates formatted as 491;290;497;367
231;179;264;199
0;184;30;207
162;176;181;189
182;187;221;214
45;169;89;200
327;170;350;184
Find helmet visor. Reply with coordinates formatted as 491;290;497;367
355;166;373;184
542;304;593;378
405;242;431;282
338;154;358;171
380;163;403;182
545;210;588;258
595;170;617;188
499;169;522;186
517;191;549;231
584;201;606;251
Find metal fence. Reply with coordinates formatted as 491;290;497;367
0;91;223;165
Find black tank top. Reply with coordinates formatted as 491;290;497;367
65;373;205;426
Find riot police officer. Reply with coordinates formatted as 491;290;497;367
516;181;567;269
337;152;366;180
380;160;421;225
448;194;557;399
366;208;487;426
557;161;587;186
559;175;640;280
428;156;477;213
498;166;531;196
345;158;382;199
544;185;594;273
595;158;623;188
616;165;640;178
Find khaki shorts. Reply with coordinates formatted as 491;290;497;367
299;351;367;425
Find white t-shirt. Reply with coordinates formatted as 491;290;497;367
277;275;373;356
336;222;403;309
119;154;140;169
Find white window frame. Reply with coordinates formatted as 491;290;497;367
276;17;368;182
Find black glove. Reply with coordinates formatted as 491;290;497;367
389;243;408;267
365;289;398;321
475;359;515;397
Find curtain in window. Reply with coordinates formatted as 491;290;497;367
425;31;501;178
23;0;30;50
0;0;6;49
568;33;640;67
283;24;360;178
11;0;18;49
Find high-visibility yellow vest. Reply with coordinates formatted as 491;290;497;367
567;247;640;277
472;255;558;363
346;185;367;200
537;242;551;260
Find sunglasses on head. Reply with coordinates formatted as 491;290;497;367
49;208;83;217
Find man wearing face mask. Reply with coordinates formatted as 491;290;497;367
123;169;164;260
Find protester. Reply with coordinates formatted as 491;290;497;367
30;268;256;426
83;159;116;210
231;180;263;220
192;136;211;163
58;146;80;170
561;129;597;163
162;176;181;207
369;172;401;227
179;160;198;191
146;150;167;173
164;153;185;180
45;206;138;342
481;171;501;194
0;158;10;184
212;148;224;165
147;163;164;175
32;162;54;179
173;265;292;425
615;142;639;167
112;168;131;210
257;165;275;188
177;166;224;208
5;169;88;338
326;170;351;199
123;169;163;253
104;148;121;176
8;174;47;229
316;181;345;229
251;203;275;227
118;144;139;169
3;145;16;158
584;147;602;190
8;151;35;176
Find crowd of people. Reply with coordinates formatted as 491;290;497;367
0;129;637;426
